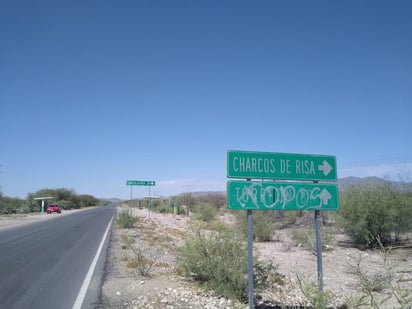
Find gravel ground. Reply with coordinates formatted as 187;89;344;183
100;206;412;309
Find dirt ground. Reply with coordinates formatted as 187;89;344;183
100;205;412;309
1;207;410;308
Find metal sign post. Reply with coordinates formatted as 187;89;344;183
130;185;133;206
314;209;324;296
247;209;254;309
313;178;324;304
148;185;151;220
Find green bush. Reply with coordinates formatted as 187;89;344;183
391;191;412;242
57;200;73;210
0;197;25;214
338;185;412;248
296;271;333;308
150;199;171;214
283;211;299;226
236;211;276;242
117;210;138;229
176;224;275;302
194;202;217;222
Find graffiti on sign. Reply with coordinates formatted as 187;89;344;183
227;181;339;211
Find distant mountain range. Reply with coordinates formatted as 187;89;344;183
338;176;412;191
338;176;388;188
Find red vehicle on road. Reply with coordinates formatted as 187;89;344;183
46;204;61;214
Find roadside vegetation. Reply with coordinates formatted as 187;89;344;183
176;223;279;302
116;209;138;229
339;184;412;248
0;188;105;214
117;182;411;308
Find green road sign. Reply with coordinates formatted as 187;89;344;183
227;150;337;181
227;180;339;211
126;180;156;186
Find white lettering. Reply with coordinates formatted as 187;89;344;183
233;157;239;172
239;157;245;171
232;156;276;175
251;158;257;172
258;158;263;173
295;160;315;175
280;159;291;174
270;159;276;173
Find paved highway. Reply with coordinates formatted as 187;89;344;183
0;205;116;309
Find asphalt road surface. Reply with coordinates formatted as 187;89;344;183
0;205;116;309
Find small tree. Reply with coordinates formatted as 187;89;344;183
391;191;412;242
338;184;412;248
194;202;217;222
177;193;196;216
26;193;42;212
1;197;25;214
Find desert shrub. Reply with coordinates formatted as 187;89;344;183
345;246;412;308
176;224;275;302
194;202;217;222
20;204;31;214
295;271;333;308
0;197;25;214
120;234;163;277
57;200;73;210
282;211;299;226
236;211;276;242
208;220;228;232
391;191;412;242
150;199;170;213
338;185;412;248
291;228;312;248
176;193;197;216
117;210;138;229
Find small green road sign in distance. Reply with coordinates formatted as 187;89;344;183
126;180;156;186
227;150;337;181
227;180;339;211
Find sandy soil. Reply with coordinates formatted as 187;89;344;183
100;206;412;309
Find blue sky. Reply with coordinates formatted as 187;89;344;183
1;1;411;199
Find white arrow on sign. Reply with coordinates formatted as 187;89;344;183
319;188;333;205
318;160;332;176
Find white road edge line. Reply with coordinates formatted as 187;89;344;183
72;212;115;309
